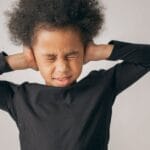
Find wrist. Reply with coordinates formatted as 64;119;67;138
5;53;29;70
94;44;114;60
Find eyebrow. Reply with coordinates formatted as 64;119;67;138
42;50;79;57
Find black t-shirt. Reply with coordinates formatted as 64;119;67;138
0;40;150;150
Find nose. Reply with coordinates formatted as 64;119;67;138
55;59;70;73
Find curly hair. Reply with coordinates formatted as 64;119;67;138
6;0;105;46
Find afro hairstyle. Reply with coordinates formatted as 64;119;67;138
6;0;105;46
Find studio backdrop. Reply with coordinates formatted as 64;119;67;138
0;0;150;150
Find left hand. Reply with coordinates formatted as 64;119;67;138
83;41;114;64
23;46;39;71
83;41;97;64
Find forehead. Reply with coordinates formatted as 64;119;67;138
32;27;84;54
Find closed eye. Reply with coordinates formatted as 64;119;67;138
66;52;79;59
46;55;56;61
66;54;78;59
47;58;55;61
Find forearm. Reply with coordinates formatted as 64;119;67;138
93;44;114;60
107;40;150;69
96;44;114;60
94;40;150;68
5;53;29;70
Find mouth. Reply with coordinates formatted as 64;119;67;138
53;76;72;86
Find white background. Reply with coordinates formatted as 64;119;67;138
0;0;150;150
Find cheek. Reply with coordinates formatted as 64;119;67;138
70;60;83;73
37;61;53;77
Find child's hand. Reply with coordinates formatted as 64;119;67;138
84;41;96;64
23;46;38;71
84;41;114;64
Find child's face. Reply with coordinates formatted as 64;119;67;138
32;27;85;87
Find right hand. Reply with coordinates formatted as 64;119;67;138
23;46;38;71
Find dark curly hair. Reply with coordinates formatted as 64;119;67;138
6;0;105;46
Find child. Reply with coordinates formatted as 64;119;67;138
0;0;149;150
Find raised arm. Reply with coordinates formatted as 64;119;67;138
0;48;37;113
5;52;29;71
107;40;150;68
85;40;150;96
107;40;150;95
1;46;38;73
0;52;17;112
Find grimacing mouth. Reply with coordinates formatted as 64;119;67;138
53;76;72;81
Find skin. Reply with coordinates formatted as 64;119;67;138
31;27;85;87
6;27;114;88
